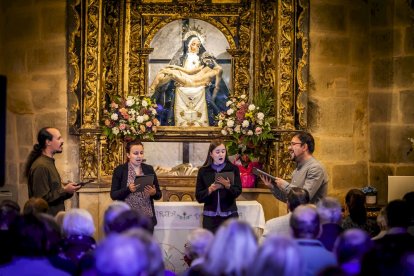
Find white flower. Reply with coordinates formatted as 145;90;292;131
142;100;148;107
126;96;135;107
112;127;119;135
137;116;144;123
221;129;228;135
240;94;246;99
151;108;157;115
227;108;234;115
234;125;241;133
248;104;255;111
247;130;253;136
111;113;119;121
143;114;149;121
257;112;264;120
242;120;249;128
218;120;223;127
227;120;235;128
226;100;233;107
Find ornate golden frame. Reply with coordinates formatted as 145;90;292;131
67;0;309;181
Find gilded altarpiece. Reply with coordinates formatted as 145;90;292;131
67;0;309;184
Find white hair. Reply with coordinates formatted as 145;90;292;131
316;197;342;224
103;201;131;235
62;208;95;237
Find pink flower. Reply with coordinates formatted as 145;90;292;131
119;123;126;130
110;102;118;109
255;127;262;135
146;121;153;128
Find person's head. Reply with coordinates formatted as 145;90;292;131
201;52;216;69
316;197;342;224
23;197;49;215
251;235;304;276
184;228;214;266
290;204;320;239
345;189;367;225
385;199;410;228
204;219;257;276
184;35;203;55
287;187;310;212
0;199;20;230
62;208;95;237
95;233;149;276
376;207;387;231
36;213;63;256
403;191;414;224
334;229;373;269
110;209;152;234
125;228;165;276
288;132;315;162
125;139;144;167
103;201;131;235
202;139;229;167
24;127;63;178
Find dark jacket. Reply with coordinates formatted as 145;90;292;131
196;162;242;213
110;163;162;225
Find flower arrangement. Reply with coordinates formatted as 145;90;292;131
361;185;378;195
216;92;275;163
102;95;160;141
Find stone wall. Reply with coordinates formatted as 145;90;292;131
0;0;79;207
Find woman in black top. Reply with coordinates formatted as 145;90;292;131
110;140;162;233
195;139;242;233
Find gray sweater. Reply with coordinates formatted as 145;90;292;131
271;157;328;204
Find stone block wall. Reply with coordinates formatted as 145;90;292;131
0;0;79;207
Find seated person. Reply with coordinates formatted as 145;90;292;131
316;197;343;251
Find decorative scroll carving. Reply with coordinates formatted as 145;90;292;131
67;0;81;133
277;0;295;130
80;132;99;179
82;0;100;129
296;0;310;128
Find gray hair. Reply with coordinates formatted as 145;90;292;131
316;197;342;224
103;201;131;235
62;208;95;237
185;228;214;260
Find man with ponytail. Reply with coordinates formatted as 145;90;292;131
24;127;80;216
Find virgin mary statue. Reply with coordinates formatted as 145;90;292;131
150;31;229;127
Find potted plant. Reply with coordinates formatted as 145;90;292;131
361;185;378;205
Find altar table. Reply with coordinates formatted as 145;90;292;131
153;201;265;273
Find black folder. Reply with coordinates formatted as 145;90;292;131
134;175;154;192
215;171;234;186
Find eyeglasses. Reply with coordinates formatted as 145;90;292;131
290;142;303;146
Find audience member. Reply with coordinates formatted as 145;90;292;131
103;200;131;235
197;219;257;276
59;208;96;267
0;199;21;264
341;189;379;237
262;187;310;239
334;229;373;276
403;191;414;236
125;228;173;276
23;197;49;215
317;197;344;251
291;205;337;276
361;200;414;275
95;233;149;276
182;228;214;275
251;234;304;276
372;207;387;240
110;209;152;234
0;214;70;275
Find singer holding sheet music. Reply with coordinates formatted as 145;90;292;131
196;139;242;233
260;132;328;204
110;140;162;233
